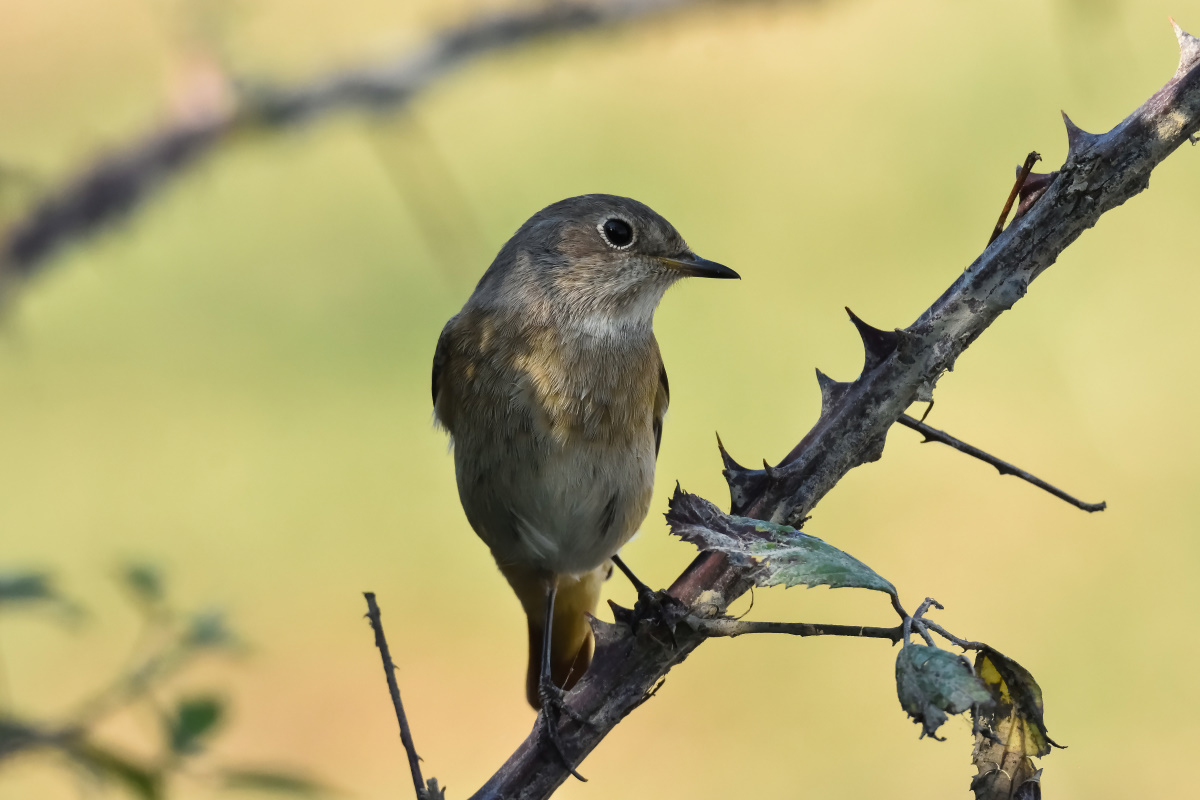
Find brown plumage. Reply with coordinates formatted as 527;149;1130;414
432;194;736;709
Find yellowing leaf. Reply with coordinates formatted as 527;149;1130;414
971;648;1062;800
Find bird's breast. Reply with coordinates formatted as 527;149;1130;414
441;311;662;573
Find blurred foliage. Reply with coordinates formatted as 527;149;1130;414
0;564;327;799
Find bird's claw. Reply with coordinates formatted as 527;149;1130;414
612;589;687;647
537;676;588;782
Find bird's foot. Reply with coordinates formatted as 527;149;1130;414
536;677;588;782
611;588;687;646
609;555;687;644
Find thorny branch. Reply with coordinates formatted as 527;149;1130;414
0;0;820;289
445;20;1200;800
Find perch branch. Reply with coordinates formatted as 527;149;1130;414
467;21;1200;800
363;592;427;800
0;0;818;289
895;414;1107;512
690;617;903;644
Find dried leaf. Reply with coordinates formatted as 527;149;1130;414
666;487;895;595
896;644;992;740
971;648;1062;799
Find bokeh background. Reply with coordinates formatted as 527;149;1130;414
2;0;1198;798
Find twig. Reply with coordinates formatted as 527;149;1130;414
923;620;985;651
988;151;1041;245
908;597;942;647
691;617;903;644
363;592;426;800
895;414;1106;512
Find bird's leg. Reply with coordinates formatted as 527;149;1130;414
610;554;686;641
535;579;588;783
611;553;654;599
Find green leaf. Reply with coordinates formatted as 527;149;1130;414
896;644;992;740
120;563;165;607
220;768;330;797
0;571;57;605
183;609;236;650
167;696;224;755
665;487;896;595
71;741;163;800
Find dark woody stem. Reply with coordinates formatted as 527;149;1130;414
362;593;426;800
894;413;1107;512
690;617;903;644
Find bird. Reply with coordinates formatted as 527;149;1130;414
431;194;737;753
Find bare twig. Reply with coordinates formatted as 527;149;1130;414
691;617;903;644
0;0;819;289
363;592;427;800
923;620;985;651
895;414;1107;512
469;22;1200;800
988;151;1041;245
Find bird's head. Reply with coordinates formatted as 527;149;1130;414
473;194;738;333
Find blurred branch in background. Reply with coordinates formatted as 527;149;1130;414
359;20;1200;800
0;0;822;295
0;565;327;800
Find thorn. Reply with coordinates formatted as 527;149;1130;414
608;599;636;629
815;368;851;411
1012;170;1058;222
1171;17;1200;76
762;458;780;480
1061;111;1101;155
716;432;751;475
1017;170;1055;196
716;440;769;515
845;307;900;371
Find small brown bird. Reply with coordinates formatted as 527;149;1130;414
431;195;737;722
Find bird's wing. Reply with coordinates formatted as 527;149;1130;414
432;315;457;427
654;360;669;458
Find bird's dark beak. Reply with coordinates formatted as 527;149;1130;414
659;252;740;280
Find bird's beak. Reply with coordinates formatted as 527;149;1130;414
659;252;740;280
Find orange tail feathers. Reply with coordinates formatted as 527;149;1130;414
501;564;608;710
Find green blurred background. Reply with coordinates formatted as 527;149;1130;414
2;0;1198;798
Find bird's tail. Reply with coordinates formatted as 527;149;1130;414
501;563;609;709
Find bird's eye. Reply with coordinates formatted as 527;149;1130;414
599;217;635;249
